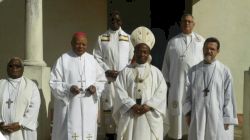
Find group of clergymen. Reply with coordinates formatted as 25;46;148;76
0;10;238;140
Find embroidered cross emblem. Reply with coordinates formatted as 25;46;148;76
6;98;13;109
72;133;79;140
86;134;92;140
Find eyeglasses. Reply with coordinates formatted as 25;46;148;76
8;64;22;68
181;20;194;24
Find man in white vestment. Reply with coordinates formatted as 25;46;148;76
0;57;41;140
183;37;238;140
113;26;167;140
93;10;134;139
161;14;205;139
50;32;106;140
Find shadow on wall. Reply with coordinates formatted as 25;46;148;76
150;24;181;70
32;79;52;140
193;0;200;5
150;28;167;69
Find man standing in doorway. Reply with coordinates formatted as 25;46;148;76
93;10;134;140
162;14;205;139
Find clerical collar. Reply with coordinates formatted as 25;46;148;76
7;76;22;88
203;59;217;65
108;27;121;34
7;76;22;83
79;53;85;59
182;32;193;37
134;63;147;68
71;50;86;58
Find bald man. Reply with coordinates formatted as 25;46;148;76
50;32;107;140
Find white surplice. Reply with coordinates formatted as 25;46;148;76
93;27;134;110
50;51;106;140
161;32;204;138
183;60;238;140
113;63;167;140
0;76;41;140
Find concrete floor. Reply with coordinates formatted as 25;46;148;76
234;125;242;140
98;125;243;140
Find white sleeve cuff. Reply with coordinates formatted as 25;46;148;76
223;117;238;125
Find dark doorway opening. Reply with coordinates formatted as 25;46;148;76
150;0;185;69
107;0;186;69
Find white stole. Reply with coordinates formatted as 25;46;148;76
0;77;34;140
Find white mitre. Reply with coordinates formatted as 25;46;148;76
130;26;155;50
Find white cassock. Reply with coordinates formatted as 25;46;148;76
50;51;106;140
93;27;134;110
161;32;204;138
183;60;238;140
0;76;41;140
113;63;167;140
0;131;6;140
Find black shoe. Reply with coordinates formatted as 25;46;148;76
106;134;116;140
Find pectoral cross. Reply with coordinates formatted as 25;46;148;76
78;76;85;91
180;55;186;61
203;88;210;97
72;133;79;140
6;98;13;109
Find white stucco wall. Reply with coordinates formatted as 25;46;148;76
0;1;107;140
0;0;25;77
192;0;250;113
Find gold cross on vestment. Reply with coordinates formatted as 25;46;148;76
86;134;93;140
72;133;79;140
6;98;13;109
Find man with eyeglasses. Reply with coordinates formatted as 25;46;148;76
162;14;205;140
0;57;41;140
